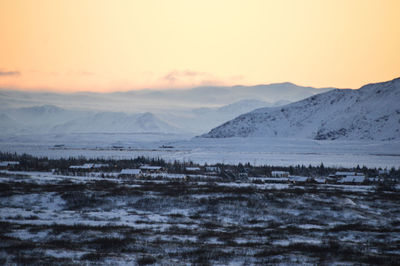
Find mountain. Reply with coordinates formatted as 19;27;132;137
0;113;21;135
158;99;283;133
216;99;273;114
1;105;93;134
202;77;400;141
18;104;64;114
0;83;333;113
0;97;291;136
52;111;182;134
0;105;182;135
0;82;335;137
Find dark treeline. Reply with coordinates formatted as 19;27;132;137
0;151;399;178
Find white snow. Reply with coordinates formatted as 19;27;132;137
70;163;94;169
1;136;400;169
0;161;19;166
338;175;365;183
120;169;141;175
0;83;331;136
185;167;201;171
140;165;162;171
289;176;309;182
335;171;357;176
203;77;400;141
0;79;399;169
271;171;289;177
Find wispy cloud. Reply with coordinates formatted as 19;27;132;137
0;70;20;77
163;70;207;83
162;70;226;87
161;70;245;88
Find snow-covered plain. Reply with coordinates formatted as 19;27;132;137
1;134;399;168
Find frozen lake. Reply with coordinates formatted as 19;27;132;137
1;133;399;168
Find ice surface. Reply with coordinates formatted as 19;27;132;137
1;135;399;168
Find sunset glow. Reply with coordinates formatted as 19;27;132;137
1;0;399;92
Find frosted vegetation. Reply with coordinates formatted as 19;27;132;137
1;169;399;264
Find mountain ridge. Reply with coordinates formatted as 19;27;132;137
0;82;334;112
201;77;400;141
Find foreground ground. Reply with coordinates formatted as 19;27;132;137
0;170;400;265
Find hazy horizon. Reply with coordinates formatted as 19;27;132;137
3;76;399;94
0;80;340;94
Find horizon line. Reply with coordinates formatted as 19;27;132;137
0;80;357;94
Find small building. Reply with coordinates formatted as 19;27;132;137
160;145;174;149
332;172;365;184
368;177;383;183
314;177;326;184
289;176;309;184
337;175;365;184
185;167;201;173
93;163;109;169
53;144;65;148
378;169;389;175
238;172;248;179
0;161;20;169
234;171;249;182
205;166;221;175
140;165;162;173
204;166;221;174
335;171;357;177
112;145;124;149
68;163;108;171
69;163;95;170
120;169;142;177
326;174;338;183
255;177;289;183
271;171;289;178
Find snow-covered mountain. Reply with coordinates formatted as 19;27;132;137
0;82;334;137
52;112;182;134
216;99;278;114
0;105;182;135
0;105;92;134
0;114;21;135
0;83;332;113
202;77;400;141
159;99;289;133
0;99;275;136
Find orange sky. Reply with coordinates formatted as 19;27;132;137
0;0;399;92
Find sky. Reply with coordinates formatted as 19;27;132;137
0;0;399;92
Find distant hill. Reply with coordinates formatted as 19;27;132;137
0;83;333;113
0;82;333;135
52;111;182;134
159;99;288;133
0;106;182;135
202;77;400;141
0;113;20;135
